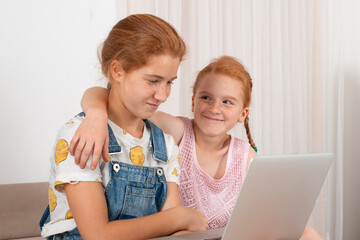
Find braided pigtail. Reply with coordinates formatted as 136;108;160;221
244;115;257;152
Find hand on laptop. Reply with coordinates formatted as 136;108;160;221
179;207;208;232
300;226;324;240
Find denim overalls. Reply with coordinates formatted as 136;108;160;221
40;114;168;239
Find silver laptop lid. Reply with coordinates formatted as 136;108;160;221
222;153;333;240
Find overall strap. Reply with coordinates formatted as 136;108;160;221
144;120;168;163
107;124;121;154
75;112;86;117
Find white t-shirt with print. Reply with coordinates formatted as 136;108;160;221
41;115;180;237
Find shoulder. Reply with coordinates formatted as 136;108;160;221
231;136;249;149
230;136;256;170
56;114;84;140
51;114;103;187
51;114;85;169
177;117;193;137
178;116;191;126
163;132;180;156
178;117;195;150
162;132;181;185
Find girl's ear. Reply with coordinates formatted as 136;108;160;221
109;60;124;83
238;107;249;123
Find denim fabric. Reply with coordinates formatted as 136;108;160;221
40;113;168;239
105;118;168;220
105;161;167;220
47;228;81;240
107;123;121;153
145;120;168;162
39;205;50;232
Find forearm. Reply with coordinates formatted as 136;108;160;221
105;183;183;239
65;182;202;240
81;87;109;115
102;207;187;240
149;112;185;144
161;182;181;211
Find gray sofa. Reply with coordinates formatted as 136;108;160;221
0;182;48;240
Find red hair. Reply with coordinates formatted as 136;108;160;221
100;14;186;80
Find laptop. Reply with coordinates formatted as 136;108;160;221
151;153;333;240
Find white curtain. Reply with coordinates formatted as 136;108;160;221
116;0;344;239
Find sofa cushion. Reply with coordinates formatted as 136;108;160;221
0;182;48;240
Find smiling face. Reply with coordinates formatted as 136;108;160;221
192;72;249;137
109;54;180;121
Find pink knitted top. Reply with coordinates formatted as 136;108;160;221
178;117;249;229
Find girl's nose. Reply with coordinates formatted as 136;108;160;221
154;84;170;103
209;101;221;113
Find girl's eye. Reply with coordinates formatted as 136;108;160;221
223;100;232;105
147;79;159;84
167;80;174;85
201;96;211;101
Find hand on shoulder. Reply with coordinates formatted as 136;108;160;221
69;110;109;170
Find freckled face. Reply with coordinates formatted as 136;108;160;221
114;55;180;120
192;72;248;137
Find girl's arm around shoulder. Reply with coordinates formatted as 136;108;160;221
69;87;109;170
81;86;109;113
70;87;186;170
246;146;257;171
65;181;207;240
150;111;185;145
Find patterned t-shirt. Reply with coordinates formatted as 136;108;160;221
41;115;180;237
178;117;249;229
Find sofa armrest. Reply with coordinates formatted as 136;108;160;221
0;182;48;239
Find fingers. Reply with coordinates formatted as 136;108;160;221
197;212;208;231
192;209;207;231
102;136;109;162
71;134;108;170
180;207;208;232
69;115;109;169
91;141;103;170
73;138;106;169
79;141;95;169
74;139;86;167
69;133;80;156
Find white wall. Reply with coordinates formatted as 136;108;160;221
0;0;118;184
0;0;183;184
343;0;360;239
